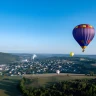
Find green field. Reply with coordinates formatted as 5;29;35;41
0;76;22;96
24;73;96;87
0;74;96;96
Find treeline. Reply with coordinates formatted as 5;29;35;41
19;77;96;96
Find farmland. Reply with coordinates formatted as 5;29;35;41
0;74;96;96
0;76;21;96
24;73;96;87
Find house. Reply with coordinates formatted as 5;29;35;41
0;67;2;70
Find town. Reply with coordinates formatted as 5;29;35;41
0;54;96;76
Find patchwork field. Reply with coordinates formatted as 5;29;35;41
0;73;96;96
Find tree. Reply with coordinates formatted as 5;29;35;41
90;71;94;76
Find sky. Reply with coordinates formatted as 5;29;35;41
0;0;96;54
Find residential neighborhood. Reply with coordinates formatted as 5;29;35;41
0;54;96;76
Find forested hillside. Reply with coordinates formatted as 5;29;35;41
0;52;20;64
19;77;96;96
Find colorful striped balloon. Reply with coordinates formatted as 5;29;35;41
72;24;95;52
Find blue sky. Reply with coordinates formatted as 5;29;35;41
0;0;96;54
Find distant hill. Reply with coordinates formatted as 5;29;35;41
11;53;96;59
0;52;20;64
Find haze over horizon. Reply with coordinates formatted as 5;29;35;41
0;0;96;54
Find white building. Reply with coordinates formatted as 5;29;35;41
0;67;2;70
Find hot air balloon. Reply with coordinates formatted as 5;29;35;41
56;70;60;74
73;24;95;52
70;52;74;57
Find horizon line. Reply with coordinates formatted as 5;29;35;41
7;52;96;55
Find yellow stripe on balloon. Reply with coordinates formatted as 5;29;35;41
82;25;86;28
89;25;93;28
81;46;87;49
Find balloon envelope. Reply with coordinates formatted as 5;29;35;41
56;70;60;74
72;24;95;52
70;52;74;57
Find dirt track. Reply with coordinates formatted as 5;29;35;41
23;73;86;77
